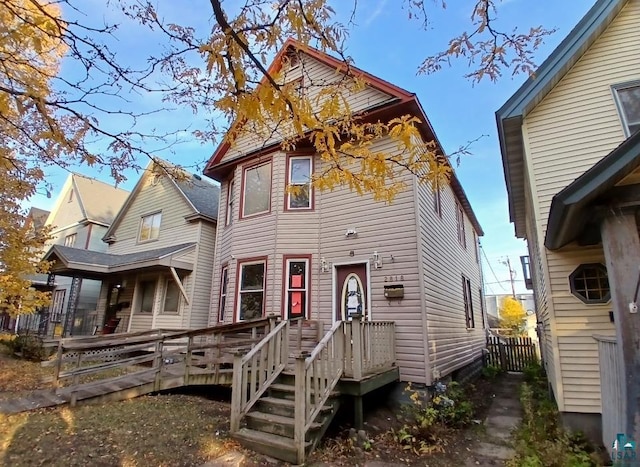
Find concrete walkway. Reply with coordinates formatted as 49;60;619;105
464;373;524;466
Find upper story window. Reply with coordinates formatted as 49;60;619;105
287;156;312;210
569;263;610;304
68;189;74;203
433;181;442;218
456;202;466;248
139;212;161;242
64;233;77;247
242;161;271;218
237;259;266;321
225;179;234;226
613;82;640;137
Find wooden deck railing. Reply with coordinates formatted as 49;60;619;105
47;318;274;404
230;319;289;432
294;320;345;460
594;334;625;452
343;316;396;379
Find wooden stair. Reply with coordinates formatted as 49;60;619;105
233;371;340;464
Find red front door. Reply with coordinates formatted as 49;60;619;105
335;264;368;321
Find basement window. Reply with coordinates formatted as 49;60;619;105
569;263;610;304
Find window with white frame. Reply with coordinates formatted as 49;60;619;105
237;260;266;321
50;289;66;322
613;82;640;136
64;233;77;247
218;266;228;322
462;275;474;328
433;183;442;218
285;258;308;319
138;280;156;313
287;156;312;209
242;161;271;218
226;179;234;226
162;279;180;313
456;202;466;248
139;212;161;242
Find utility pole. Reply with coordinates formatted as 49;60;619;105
502;257;517;298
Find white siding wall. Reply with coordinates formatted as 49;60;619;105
521;0;639;413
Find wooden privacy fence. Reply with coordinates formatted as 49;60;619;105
485;335;537;372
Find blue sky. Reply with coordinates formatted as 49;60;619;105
28;0;596;295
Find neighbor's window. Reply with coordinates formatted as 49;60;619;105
162;279;180;313
237;260;266;321
433;179;442;218
218;266;228;322
285;258;309;319
613;82;640;136
462;275;474;328
225;179;234;226
456;202;466;248
64;233;77;247
242;161;272;217
138;280;156;313
287;156;312;210
139;212;161;242
569;263;610;304
50;289;66;322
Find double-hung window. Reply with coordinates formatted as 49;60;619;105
462;275;474;328
225;179;234;226
287;156;312;210
613;82;640;136
218;266;228;322
162;279;180;314
242;161;271;218
139;212;161;242
237;260;266;321
456;202;466;248
138;280;156;313
64;233;77;247
284;257;309;319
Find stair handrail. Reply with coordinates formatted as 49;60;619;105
294;320;345;463
230;318;289;432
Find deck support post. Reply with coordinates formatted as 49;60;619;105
351;314;363;380
230;350;246;433
294;351;309;464
153;338;164;392
353;395;364;429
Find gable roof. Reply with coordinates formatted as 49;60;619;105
545;129;640;250
496;0;629;237
45;173;130;229
104;161;220;240
26;207;50;232
204;40;484;236
44;242;196;276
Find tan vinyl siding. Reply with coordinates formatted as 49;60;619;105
188;222;217;329
108;175;200;254
519;1;639;413
220;53;396;164
416;173;484;383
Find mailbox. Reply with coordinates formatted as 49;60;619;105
384;284;404;299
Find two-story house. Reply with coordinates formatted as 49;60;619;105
204;40;486;387
497;0;640;446
45;162;220;333
43;174;129;336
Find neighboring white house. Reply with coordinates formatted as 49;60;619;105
485;293;538;341
497;0;640;444
204;39;487;386
45;162;220;333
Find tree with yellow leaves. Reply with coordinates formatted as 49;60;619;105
1;0;553;316
499;296;527;336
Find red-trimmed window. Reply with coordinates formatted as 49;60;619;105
218;266;228;322
284;257;309;319
236;259;266;321
287;156;312;210
225;179;234;226
242;161;271;218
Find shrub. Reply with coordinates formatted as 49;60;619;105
392;381;475;454
10;335;47;361
481;364;502;380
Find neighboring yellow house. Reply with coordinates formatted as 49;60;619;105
497;0;640;448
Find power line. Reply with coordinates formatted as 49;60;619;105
481;247;508;292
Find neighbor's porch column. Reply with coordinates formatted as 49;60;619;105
600;212;640;443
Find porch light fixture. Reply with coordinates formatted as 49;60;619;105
373;251;382;269
320;257;328;273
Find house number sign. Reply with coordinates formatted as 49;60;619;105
384;275;404;282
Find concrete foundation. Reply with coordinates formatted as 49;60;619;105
561;411;603;447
